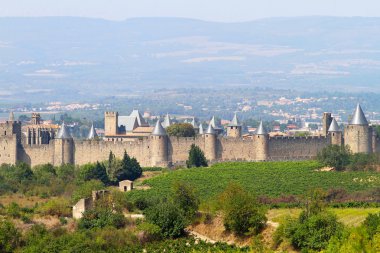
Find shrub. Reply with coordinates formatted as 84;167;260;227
145;200;187;239
363;212;380;239
71;179;104;203
0;220;21;253
5;202;22;218
172;181;199;222
136;222;162;242
186;144;208;168
218;183;267;236
36;198;71;217
317;145;351;170
78;208;126;229
166;123;195;137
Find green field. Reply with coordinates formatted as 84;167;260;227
268;208;380;226
129;161;380;202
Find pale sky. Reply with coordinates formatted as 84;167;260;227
1;0;380;22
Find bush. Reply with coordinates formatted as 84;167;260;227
218;183;267;236
5;202;22;218
78;209;126;229
317;145;351;170
186;144;208;168
36;198;71;217
172;181;199;222
145;200;187;239
71;179;104;203
363;212;380;239
279;189;343;251
0;220;21;253
166;123;195;137
136;222;162;242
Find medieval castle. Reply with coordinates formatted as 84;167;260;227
0;104;379;168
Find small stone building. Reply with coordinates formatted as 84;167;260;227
72;190;110;219
119;180;133;192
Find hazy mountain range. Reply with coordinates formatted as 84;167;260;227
1;16;380;102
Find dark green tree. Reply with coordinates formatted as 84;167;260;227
78;162;109;185
112;151;142;182
186;144;208;168
166;123;195;137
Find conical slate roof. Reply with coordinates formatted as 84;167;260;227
256;121;267;135
349;104;368;125
9;111;14;121
198;123;204;134
162;113;172;128
87;123;98;139
130;110;149;126
57;122;72;139
152;120;167;136
328;118;340;132
228;113;241;126
205;123;216;135
210;116;220;129
191;117;197;128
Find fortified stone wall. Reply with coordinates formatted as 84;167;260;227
74;139;151;166
268;135;330;160
19;144;54;167
169;136;201;165
218;138;255;161
0;135;18;165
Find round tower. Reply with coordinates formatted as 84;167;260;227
227;113;242;138
204;123;217;161
54;122;74;165
328;118;342;146
150;120;168;167
344;104;371;154
254;121;269;161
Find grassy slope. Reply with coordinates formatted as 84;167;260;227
268;208;380;227
128;161;379;202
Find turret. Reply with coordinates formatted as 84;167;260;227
227;113;242;138
104;111;118;136
8;111;15;122
322;112;332;136
150;120;168;167
204;123;217;161
54;122;74;165
198;123;204;135
162;113;172;128
344;104;372;154
328;118;342;146
87;123;98;140
254;121;269;161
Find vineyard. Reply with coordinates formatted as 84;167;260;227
129;161;380;203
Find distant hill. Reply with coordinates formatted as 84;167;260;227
0;16;380;102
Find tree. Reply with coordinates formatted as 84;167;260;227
281;189;343;251
110;151;142;182
145;200;187;239
166;123;195;137
218;183;267;236
317;145;351;170
172;181;199;221
78;162;109;185
186;144;208;168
